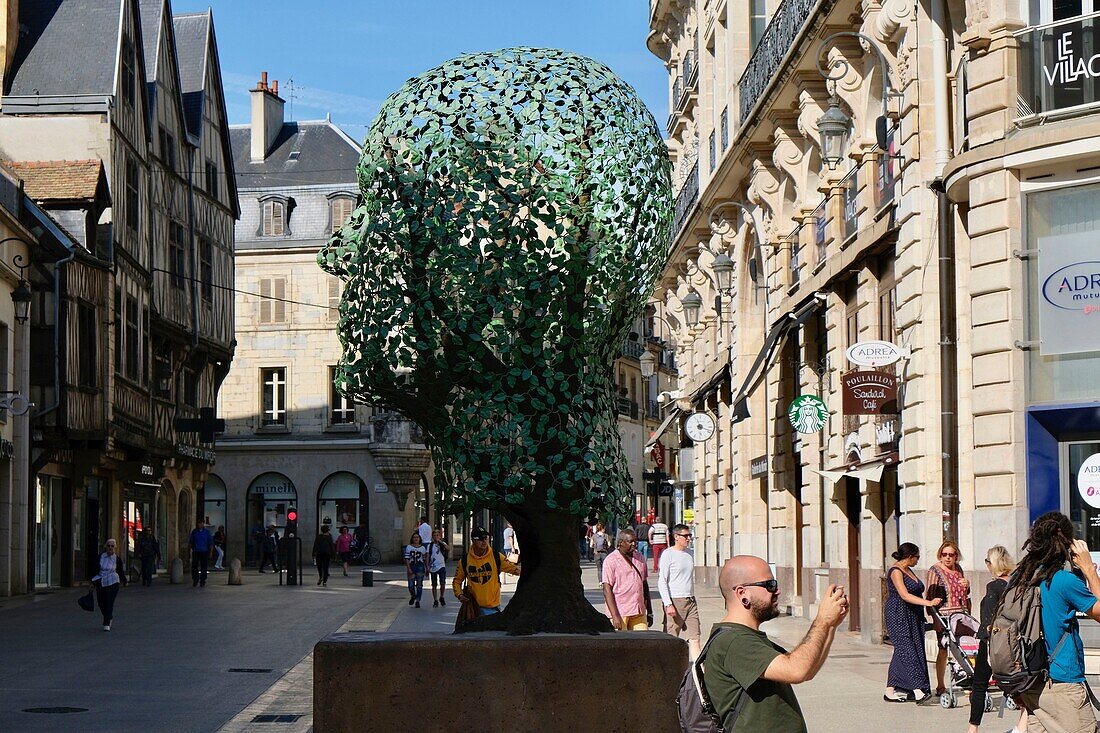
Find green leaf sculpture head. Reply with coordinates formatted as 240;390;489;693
319;47;672;520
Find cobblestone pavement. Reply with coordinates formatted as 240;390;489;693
2;561;1009;733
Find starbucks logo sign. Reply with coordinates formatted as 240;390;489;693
788;395;828;434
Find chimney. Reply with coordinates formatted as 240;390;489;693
0;0;19;91
250;70;285;163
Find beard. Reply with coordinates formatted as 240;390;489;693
749;595;780;623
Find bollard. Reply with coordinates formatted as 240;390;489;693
361;568;373;587
170;557;184;584
228;558;243;585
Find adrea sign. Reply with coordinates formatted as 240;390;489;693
845;340;903;367
1078;453;1100;509
1039;231;1100;355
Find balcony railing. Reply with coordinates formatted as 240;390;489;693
673;160;700;239
617;397;639;419
739;0;833;124
620;340;646;359
720;107;729;151
646;399;660;419
1017;13;1100;118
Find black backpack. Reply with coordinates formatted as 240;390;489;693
677;628;747;733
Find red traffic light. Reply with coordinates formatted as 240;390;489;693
287;509;298;522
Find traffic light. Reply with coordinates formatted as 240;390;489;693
286;508;298;537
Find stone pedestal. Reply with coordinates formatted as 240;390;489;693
228;558;242;585
169;557;183;584
314;631;687;733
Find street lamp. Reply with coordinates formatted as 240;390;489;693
817;96;852;171
711;251;735;293
681;290;703;328
11;279;30;324
815;31;904;171
639;349;656;379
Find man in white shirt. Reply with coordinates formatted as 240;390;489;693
658;523;701;659
417;516;432;546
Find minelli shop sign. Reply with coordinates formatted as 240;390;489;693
841;371;898;416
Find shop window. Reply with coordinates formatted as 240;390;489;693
261;367;287;427
248;472;297;535
318;472;364;532
203;475;227;532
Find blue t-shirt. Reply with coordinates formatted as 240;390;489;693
1041;570;1097;683
190;528;213;553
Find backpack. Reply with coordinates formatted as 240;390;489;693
677;627;747;733
987;579;1070;698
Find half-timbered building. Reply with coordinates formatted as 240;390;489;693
0;0;236;589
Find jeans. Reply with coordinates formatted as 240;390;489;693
596;551;608;582
139;556;156;586
316;554;331;583
260;551;279;572
579;538;589;560
96;582;120;626
407;564;425;602
480;606;501;615
191;551;209;585
213;546;224;569
636;540;649;560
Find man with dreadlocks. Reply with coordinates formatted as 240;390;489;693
1013;511;1100;732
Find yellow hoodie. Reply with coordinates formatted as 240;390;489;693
452;545;519;610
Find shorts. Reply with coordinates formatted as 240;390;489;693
1019;681;1098;733
430;568;446;587
621;613;649;631
664;597;701;642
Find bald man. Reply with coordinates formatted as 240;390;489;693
701;555;849;732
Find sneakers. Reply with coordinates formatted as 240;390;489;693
317;579;323;586
408;597;415;606
415;601;421;608
440;597;446;606
433;600;439;608
103;625;110;632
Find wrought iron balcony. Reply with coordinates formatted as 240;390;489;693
620;340;646;359
672;160;700;240
739;0;833;124
617;396;640;419
720;107;729;151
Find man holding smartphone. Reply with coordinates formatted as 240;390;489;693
704;555;849;732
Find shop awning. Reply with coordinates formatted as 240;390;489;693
645;407;682;451
730;296;824;426
810;453;899;501
690;360;731;405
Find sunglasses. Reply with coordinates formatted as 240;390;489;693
675;533;692;539
941;552;957;558
741;579;779;594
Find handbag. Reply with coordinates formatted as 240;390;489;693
78;590;94;612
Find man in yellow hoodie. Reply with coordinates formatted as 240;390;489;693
453;527;520;615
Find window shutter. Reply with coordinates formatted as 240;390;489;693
274;278;286;322
272;202;284;236
328;277;341;320
262;202;272;236
259;278;272;323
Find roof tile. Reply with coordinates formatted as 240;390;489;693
2;160;103;201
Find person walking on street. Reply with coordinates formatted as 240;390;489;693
213;526;226;570
312;525;336;586
135;527;161;587
590;521;612;582
968;545;1027;733
649;517;669;573
602;528;651;631
92;539;128;631
417;516;432;546
883;543;941;703
658;523;701;659
188;520;213;588
925;540;971;695
634;517;651;562
429;528;449;607
705;555;849;732
502;521;519;585
453;527;520;616
578;522;591;562
335;525;353;577
405;532;429;607
1014;512;1100;733
259;526;279;573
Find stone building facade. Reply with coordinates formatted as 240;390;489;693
645;0;1065;644
217;75;432;565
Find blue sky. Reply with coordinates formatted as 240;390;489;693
173;1;668;140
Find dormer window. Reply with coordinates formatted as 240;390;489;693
260;196;290;237
328;192;355;233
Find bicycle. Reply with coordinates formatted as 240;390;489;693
352;536;381;566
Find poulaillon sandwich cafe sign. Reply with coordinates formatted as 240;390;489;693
841;370;898;416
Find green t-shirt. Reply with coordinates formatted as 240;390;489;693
704;623;807;733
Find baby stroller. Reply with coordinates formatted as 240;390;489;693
931;607;1017;712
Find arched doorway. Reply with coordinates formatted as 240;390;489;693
247;474;297;563
317;472;366;534
203;475;227;535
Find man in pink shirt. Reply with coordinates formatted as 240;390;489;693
601;528;652;630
